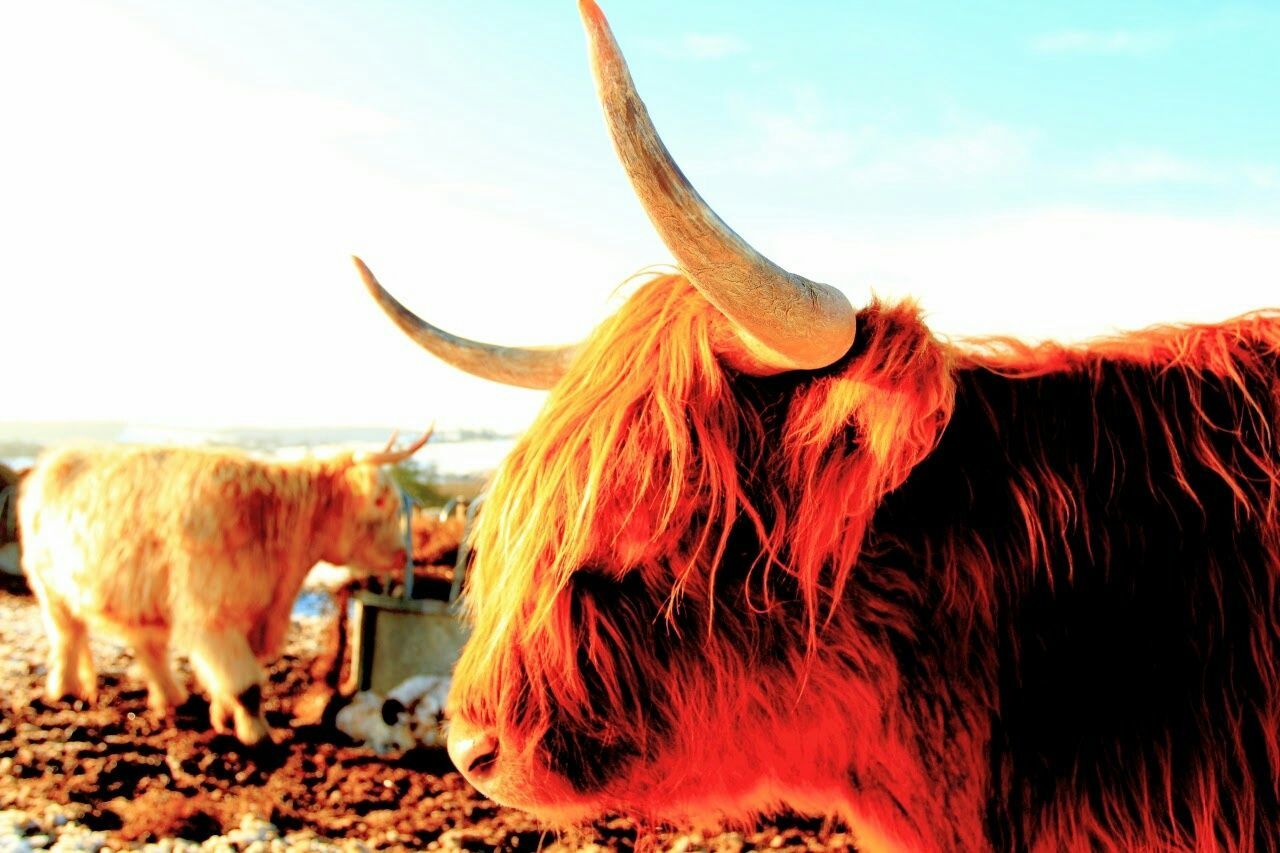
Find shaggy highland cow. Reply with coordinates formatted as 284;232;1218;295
19;433;429;745
358;3;1280;850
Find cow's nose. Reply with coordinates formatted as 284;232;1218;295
447;717;500;782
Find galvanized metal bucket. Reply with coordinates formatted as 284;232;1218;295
343;494;478;695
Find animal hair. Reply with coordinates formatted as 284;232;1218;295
453;271;1280;847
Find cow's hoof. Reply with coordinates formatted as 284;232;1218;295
148;685;189;717
235;716;272;747
209;699;232;735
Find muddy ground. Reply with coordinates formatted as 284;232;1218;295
0;575;855;851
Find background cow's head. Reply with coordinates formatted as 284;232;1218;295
357;1;953;825
320;430;432;575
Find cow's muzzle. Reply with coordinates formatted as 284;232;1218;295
447;716;500;784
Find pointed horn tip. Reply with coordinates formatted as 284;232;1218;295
578;0;620;61
578;0;606;28
352;255;375;285
352;256;392;300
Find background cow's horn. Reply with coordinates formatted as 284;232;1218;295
579;0;857;374
353;426;434;467
354;257;577;390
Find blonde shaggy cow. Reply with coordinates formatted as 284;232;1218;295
17;433;429;745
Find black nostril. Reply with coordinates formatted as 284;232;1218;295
467;745;499;776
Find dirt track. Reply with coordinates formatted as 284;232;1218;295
0;578;855;851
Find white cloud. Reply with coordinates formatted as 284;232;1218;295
1087;149;1280;188
849;123;1034;183
735;87;857;175
1089;151;1213;184
684;33;749;59
1031;29;1172;56
769;209;1280;343
655;33;749;60
1031;10;1280;57
734;90;1033;183
1244;165;1280;188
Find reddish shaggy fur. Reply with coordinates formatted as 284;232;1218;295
450;273;1280;849
951;312;1280;850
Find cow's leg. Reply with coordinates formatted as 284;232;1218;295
75;637;97;698
248;613;289;663
128;630;188;715
209;695;232;734
187;628;270;746
37;595;96;703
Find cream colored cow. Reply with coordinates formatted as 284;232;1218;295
18;432;429;745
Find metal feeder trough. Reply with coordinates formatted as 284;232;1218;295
343;495;478;696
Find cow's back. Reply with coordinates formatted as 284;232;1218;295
866;322;1280;850
19;445;297;633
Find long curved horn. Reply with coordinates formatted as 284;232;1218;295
354;257;577;390
579;0;856;373
354;427;434;467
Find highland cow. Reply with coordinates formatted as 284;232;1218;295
357;2;1280;849
18;433;429;745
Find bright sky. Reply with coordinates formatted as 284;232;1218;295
3;1;1277;434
